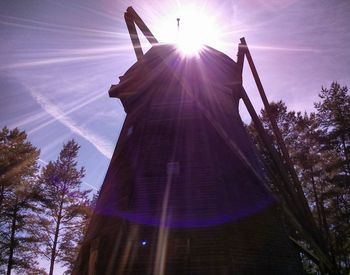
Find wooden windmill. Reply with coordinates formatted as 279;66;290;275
74;7;335;275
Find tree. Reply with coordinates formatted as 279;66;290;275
315;82;350;272
0;127;44;275
0;127;39;212
315;82;350;175
247;89;350;273
37;140;91;275
246;101;299;192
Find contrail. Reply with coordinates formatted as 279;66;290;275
29;89;114;159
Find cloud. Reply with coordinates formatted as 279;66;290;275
29;89;114;159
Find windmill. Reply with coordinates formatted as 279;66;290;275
74;7;335;274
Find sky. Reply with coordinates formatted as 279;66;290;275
0;0;349;273
1;0;350;209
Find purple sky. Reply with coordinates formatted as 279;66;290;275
1;0;350;193
1;1;349;273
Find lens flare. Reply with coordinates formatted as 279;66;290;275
154;5;220;56
176;35;203;56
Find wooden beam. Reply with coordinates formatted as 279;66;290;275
124;12;143;61
289;236;320;265
240;87;308;219
126;7;158;45
238;39;335;273
124;6;158;61
239;37;317;231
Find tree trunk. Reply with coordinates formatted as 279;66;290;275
340;134;350;175
49;198;64;275
310;167;323;229
0;184;4;213
7;203;18;275
319;196;336;265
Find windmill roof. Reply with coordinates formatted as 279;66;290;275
109;44;240;99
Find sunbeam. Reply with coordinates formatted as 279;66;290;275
1;0;350;274
0;15;129;38
0;52;126;69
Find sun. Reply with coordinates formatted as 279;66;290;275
154;5;221;56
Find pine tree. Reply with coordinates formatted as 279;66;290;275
37;140;91;275
247;101;335;272
247;92;350;273
0;127;44;275
315;82;350;175
315;82;350;272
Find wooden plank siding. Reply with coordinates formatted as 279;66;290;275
74;44;303;274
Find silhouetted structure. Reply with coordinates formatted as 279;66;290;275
74;7;334;275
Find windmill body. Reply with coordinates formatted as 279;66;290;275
74;44;303;274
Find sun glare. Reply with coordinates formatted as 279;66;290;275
177;32;203;56
154;5;221;56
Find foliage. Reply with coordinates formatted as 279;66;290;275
0;81;349;274
247;82;350;273
0;127;44;275
314;83;350;272
36;140;91;275
315;82;350;175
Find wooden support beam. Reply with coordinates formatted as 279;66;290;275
124;12;143;61
239;37;317;230
237;39;335;273
239;37;329;249
289;236;320;265
236;43;245;76
124;6;158;61
240;87;307;220
126;7;158;45
284;207;334;274
240;93;331;272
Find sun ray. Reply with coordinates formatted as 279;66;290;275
246;44;321;53
0;15;129;39
0;51;129;70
